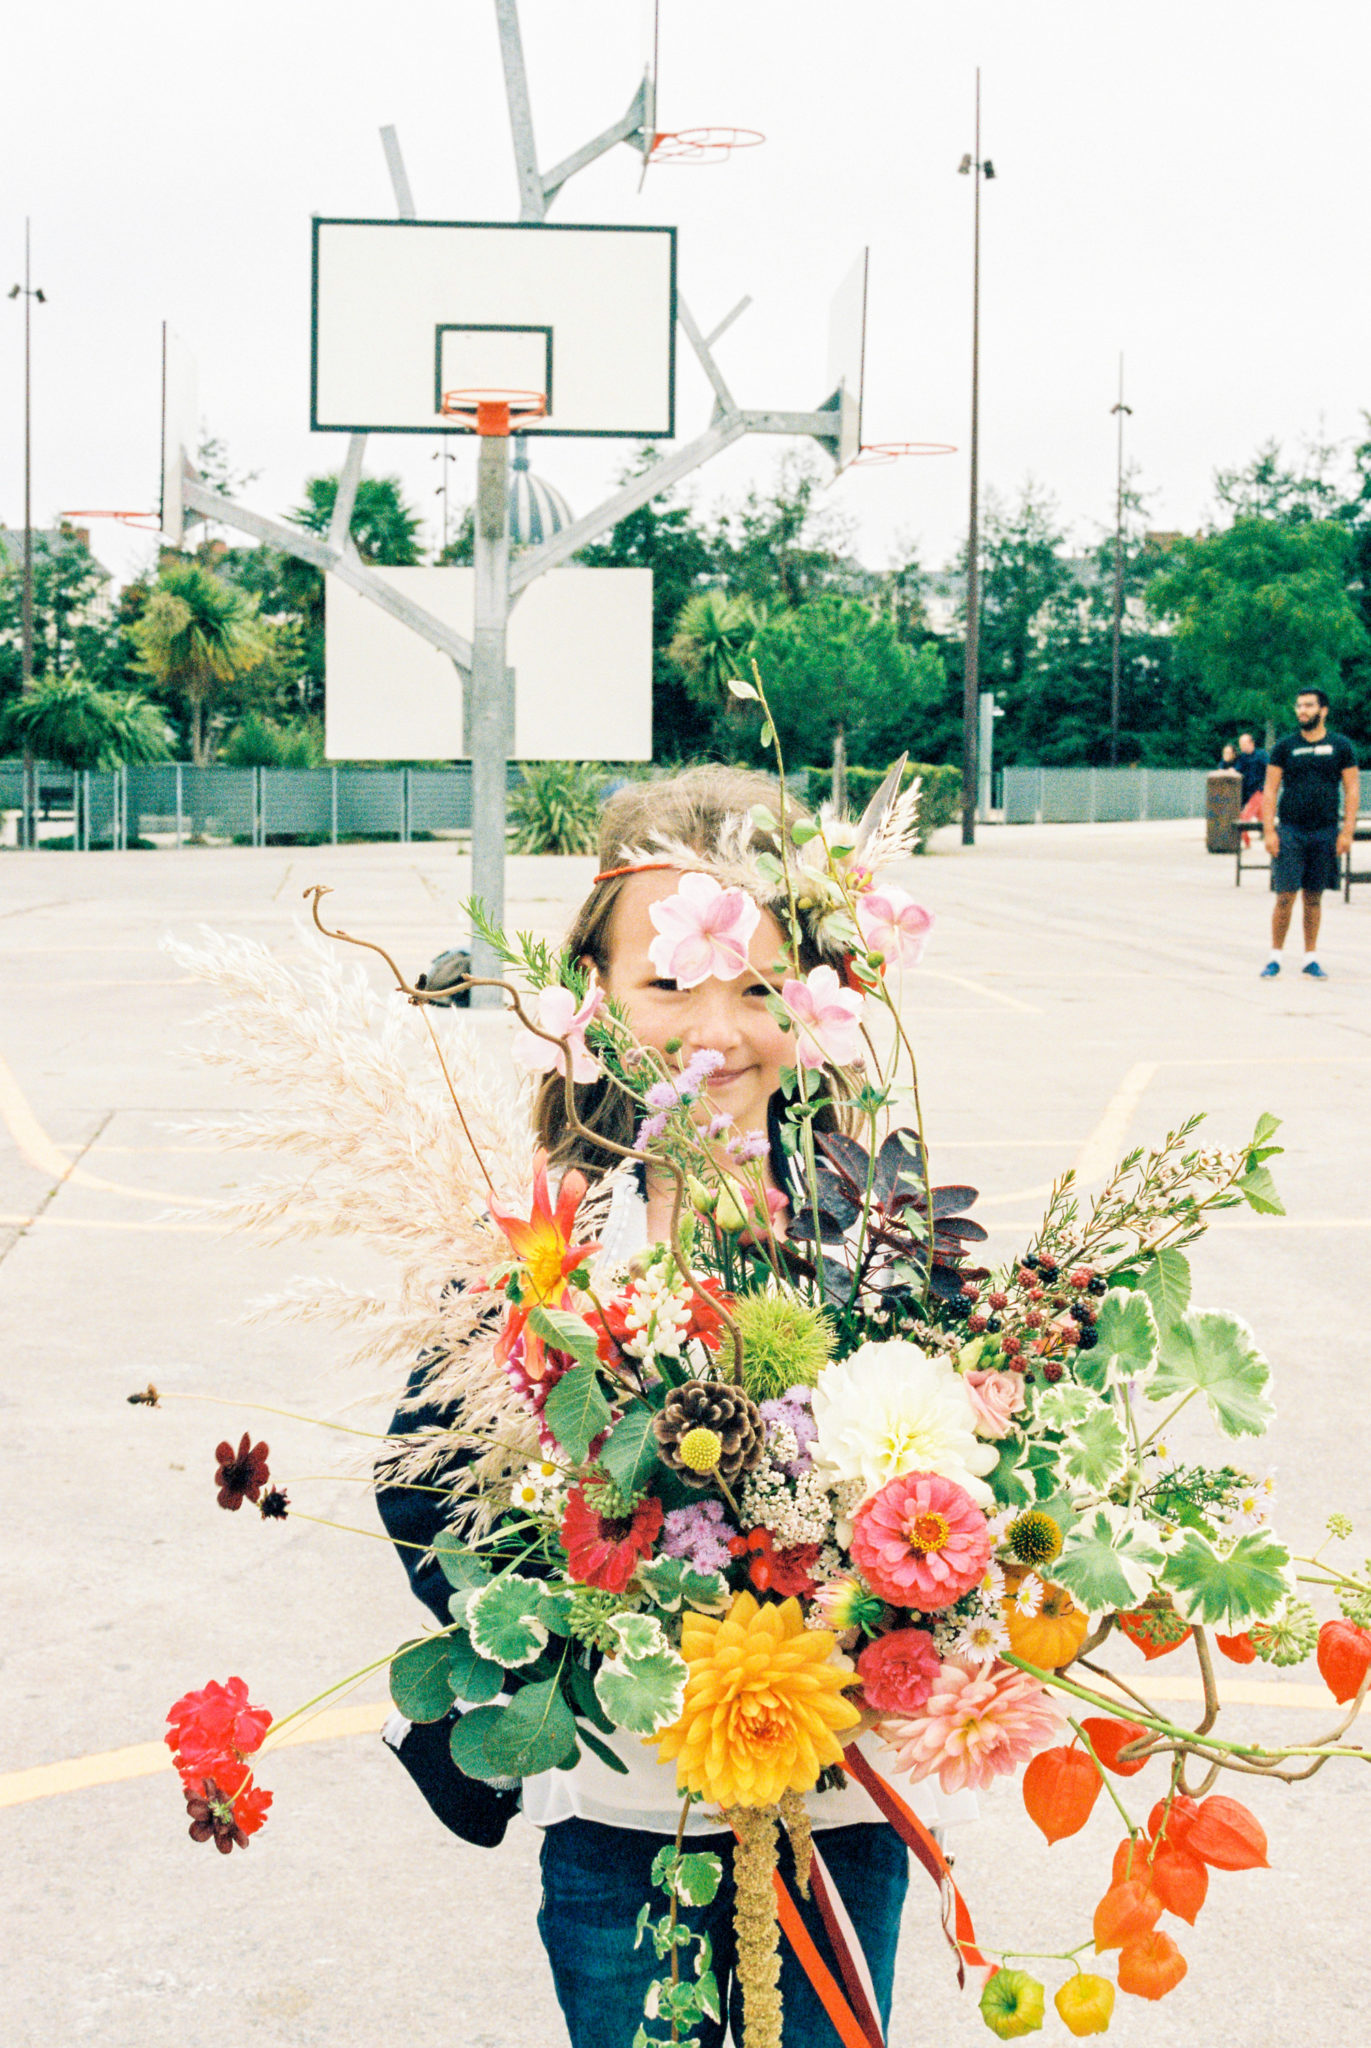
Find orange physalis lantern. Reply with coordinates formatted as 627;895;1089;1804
1184;1794;1269;1870
1022;1745;1102;1844
1093;1879;1162;1953
1148;1793;1199;1848
1215;1630;1258;1664
1148;1842;1209;1923
1080;1715;1151;1776
1316;1618;1371;1705
1117;1929;1188;2001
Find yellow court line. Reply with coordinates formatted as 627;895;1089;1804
0;1702;389;1809
1071;1061;1158;1185
0;1046;215;1208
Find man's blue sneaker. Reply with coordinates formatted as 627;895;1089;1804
1302;960;1329;979
1259;961;1280;978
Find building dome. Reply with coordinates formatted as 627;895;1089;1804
508;437;574;546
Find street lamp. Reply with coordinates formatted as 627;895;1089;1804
958;74;995;846
8;219;46;850
1108;357;1133;768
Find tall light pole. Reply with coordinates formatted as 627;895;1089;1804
8;220;46;850
1108;356;1132;768
958;76;995;846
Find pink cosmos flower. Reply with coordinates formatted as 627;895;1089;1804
857;1627;942;1715
647;872;761;989
850;1470;992;1610
962;1369;1026;1441
512;982;604;1084
855;888;934;970
875;1656;1066;1793
782;965;866;1071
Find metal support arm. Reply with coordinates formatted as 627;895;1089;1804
541;77;651;204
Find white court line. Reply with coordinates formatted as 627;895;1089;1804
0;1212;219;1234
977;1062;1158;1208
914;969;1042;1016
0;1048;216;1208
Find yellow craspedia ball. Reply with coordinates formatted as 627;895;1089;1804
679;1426;723;1474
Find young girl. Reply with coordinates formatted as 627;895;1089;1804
380;765;971;2047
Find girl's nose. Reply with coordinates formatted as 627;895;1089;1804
679;984;744;1057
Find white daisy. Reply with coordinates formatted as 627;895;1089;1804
955;1611;1009;1662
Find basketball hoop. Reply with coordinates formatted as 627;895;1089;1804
59;508;163;532
648;127;765;166
439;388;549;437
848;441;958;469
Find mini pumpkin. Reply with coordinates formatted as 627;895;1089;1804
1004;1579;1091;1669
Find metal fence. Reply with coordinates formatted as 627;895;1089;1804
0;761;518;847
1001;767;1210;826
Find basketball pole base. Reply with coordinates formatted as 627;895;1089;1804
467;432;514;1007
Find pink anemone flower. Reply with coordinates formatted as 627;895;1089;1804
647;872;761;989
512;981;604;1084
782;964;866;1071
855;888;934;970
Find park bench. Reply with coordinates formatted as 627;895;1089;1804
1236;815;1371;896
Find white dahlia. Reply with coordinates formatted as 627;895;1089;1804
811;1340;998;1508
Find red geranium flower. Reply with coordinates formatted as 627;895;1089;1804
729;1527;821;1597
165;1676;272;1778
214;1432;270;1510
560;1487;663;1592
184;1774;274;1853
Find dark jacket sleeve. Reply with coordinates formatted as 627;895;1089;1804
375;1359;476;1627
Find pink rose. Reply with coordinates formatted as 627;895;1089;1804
857;1627;942;1714
963;1368;1025;1440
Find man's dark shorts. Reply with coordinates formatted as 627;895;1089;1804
1271;825;1340;895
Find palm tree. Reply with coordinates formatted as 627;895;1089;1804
0;668;173;769
130;564;267;764
667;591;768;710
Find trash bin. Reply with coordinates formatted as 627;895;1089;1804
1206;770;1242;854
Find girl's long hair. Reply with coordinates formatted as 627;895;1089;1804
534;764;856;1179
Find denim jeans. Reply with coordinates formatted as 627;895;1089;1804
537;1817;909;2047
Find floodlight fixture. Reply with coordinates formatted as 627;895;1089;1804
957;153;973;174
982;160;996;180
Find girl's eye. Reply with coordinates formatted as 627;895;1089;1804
744;981;774;998
648;977;680;993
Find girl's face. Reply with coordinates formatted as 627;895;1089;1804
599;871;792;1139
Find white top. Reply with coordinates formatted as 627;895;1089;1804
521;1721;977;1835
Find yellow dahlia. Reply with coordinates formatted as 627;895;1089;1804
649;1591;861;1808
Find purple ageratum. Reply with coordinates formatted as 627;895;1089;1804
643;1049;728;1119
760;1388;819;1477
661;1497;736;1575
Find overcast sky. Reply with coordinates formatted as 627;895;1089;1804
3;0;1370;590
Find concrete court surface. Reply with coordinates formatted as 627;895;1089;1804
2;818;1369;2048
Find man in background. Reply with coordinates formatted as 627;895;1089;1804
1236;731;1268;847
1259;691;1359;979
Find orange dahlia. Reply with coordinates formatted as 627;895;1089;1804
649;1591;861;1808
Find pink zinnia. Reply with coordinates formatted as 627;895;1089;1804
782;965;866;1071
850;1470;991;1610
876;1656;1065;1793
648;872;761;989
857;1627;942;1715
512;981;604;1084
855;888;934;970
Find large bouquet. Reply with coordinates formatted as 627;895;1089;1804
147;690;1371;2048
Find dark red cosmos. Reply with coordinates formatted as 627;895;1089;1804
184;1775;273;1853
214;1432;270;1510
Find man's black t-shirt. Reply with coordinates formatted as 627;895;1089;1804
1269;730;1356;833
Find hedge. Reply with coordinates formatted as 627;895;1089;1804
800;762;963;853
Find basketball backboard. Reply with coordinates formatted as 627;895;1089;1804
324;566;653;760
819;249;868;470
311;220;676;438
160;323;198;545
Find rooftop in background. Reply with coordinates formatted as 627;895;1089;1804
0;524;112;578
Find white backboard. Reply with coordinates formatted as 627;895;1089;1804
160;323;198;545
312;220;676;439
823;249;868;470
325;567;653;761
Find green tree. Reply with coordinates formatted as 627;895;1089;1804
0;530;137;709
1147;518;1369;739
710;455;852;608
130;563;268;764
0;668;173;769
290;474;423;565
745;596;946;770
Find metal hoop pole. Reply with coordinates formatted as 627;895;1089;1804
467;432;514;1005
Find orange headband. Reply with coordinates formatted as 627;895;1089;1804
591;860;682;883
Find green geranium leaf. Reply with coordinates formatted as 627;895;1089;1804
449;1678;579;1781
1053;1508;1168;1613
467;1575;551;1667
527;1304;603;1371
389;1636;456;1723
599;1396;668;1497
1061;1402;1130;1493
1237;1162;1285;1215
986;1432;1033;1509
1034;1384;1097;1435
1151;1309;1274;1438
637;1555;731;1614
447;1630;504;1706
1135;1248;1192;1334
1163;1528;1292;1629
594;1613;688;1734
651;1846;724;1907
1077;1288;1159;1393
1025;1440;1064;1502
542;1361;614;1463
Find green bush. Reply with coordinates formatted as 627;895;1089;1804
508;761;605;856
801;761;963;852
221;712;324;769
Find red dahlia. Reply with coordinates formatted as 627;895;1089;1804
560;1487;663;1592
